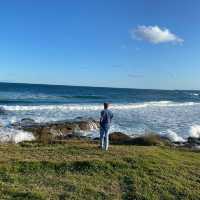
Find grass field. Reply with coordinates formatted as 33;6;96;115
0;139;200;200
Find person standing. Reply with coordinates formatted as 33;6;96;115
100;103;113;150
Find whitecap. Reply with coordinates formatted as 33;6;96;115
189;125;200;138
2;101;199;112
163;129;186;142
191;93;199;96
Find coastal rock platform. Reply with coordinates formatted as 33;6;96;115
12;117;99;142
9;118;200;149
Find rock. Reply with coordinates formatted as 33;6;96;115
170;137;200;149
21;118;35;125
193;145;200;150
0;107;6;115
77;120;99;131
11;118;99;142
73;117;85;121
72;130;88;138
187;137;200;145
173;141;186;146
109;132;171;146
109;132;131;144
77;121;91;131
12;118;36;128
127;134;163;146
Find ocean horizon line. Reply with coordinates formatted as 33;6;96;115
0;81;199;92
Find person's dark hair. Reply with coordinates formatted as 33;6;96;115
104;102;109;109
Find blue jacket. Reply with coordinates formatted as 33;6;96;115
100;109;113;128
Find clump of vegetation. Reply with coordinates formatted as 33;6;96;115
0;139;199;199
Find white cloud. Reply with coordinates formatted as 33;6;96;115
131;25;183;44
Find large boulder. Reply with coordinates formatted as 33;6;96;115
126;134;168;146
109;132;131;144
109;132;171;146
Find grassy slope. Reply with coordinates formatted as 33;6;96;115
0;140;200;200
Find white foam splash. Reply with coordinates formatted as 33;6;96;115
191;93;199;96
2;101;199;111
87;121;99;130
0;128;35;143
164;129;186;142
1;101;200;143
189;125;200;138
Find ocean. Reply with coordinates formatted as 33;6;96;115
0;82;200;142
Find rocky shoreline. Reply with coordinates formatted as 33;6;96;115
11;117;99;141
7;117;200;149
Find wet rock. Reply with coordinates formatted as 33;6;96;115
72;130;88;138
109;132;131;144
171;137;200;149
12;118;99;141
76;121;90;131
109;132;172;146
0;107;6;115
126;134;167;146
164;137;200;149
193;145;200;150
173;141;186;146
12;118;36;128
73;117;85;121
182;137;200;149
21;118;35;125
77;120;99;131
187;137;200;145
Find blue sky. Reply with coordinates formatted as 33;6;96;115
0;0;200;90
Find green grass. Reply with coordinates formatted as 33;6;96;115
0;139;199;200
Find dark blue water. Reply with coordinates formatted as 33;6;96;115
1;82;200;142
0;82;200;105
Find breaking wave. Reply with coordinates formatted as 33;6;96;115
163;129;186;142
1;101;199;111
1;100;200;143
0;128;35;143
189;125;200;138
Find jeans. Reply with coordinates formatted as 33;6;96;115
100;126;109;150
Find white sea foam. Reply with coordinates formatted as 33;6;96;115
191;93;199;96
2;101;199;111
0;128;35;143
189;125;200;138
163;129;186;142
1;100;200;143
